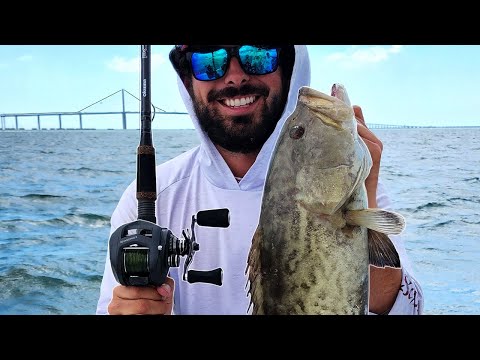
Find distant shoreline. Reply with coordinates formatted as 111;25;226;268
0;128;196;131
1;126;479;131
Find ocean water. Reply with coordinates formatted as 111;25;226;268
0;127;479;315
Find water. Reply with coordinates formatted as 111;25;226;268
0;129;200;315
0;127;479;315
377;127;480;315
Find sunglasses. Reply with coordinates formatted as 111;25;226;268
186;45;279;81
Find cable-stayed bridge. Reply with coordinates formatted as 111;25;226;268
0;89;443;130
0;89;188;131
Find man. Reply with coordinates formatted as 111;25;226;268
96;45;423;315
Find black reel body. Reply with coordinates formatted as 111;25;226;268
110;219;173;286
109;208;229;287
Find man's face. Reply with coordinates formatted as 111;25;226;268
186;46;288;153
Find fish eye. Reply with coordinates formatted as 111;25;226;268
289;125;305;139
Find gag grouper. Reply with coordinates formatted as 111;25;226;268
246;84;404;315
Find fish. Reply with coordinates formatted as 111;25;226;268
245;84;405;315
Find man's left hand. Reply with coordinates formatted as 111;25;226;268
353;105;383;208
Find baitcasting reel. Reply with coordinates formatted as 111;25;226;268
109;208;230;287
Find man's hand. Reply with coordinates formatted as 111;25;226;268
353;105;402;314
353;105;383;208
108;276;175;315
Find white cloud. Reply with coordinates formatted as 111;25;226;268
17;55;33;62
107;53;166;73
326;45;403;68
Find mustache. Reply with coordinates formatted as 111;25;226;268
207;84;269;102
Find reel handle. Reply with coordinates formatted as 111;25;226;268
196;208;230;228
187;268;223;286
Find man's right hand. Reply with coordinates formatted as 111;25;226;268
107;276;175;315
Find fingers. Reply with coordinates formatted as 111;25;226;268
361;135;382;165
108;296;172;315
352;105;382;208
354;105;383;152
108;277;175;315
353;105;365;126
114;284;164;301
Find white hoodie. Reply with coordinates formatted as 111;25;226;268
96;45;423;315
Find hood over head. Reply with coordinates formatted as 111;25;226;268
169;45;311;191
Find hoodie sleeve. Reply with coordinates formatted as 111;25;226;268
383;269;424;315
370;180;424;315
96;180;138;315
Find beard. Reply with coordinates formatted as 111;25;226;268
192;84;287;154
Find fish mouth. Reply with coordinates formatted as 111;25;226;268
297;86;354;126
331;83;351;106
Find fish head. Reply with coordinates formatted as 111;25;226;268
280;85;372;215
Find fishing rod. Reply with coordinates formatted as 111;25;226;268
137;45;156;223
109;45;229;287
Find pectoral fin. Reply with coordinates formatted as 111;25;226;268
345;208;404;268
345;208;405;235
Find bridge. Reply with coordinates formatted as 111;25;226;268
368;123;421;129
0;89;188;131
0;89;424;130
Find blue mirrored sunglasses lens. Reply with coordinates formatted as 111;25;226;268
239;46;278;75
191;48;228;81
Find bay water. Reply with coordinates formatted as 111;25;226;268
0;127;478;315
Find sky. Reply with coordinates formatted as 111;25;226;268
0;45;479;130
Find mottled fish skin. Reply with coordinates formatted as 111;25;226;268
246;85;373;315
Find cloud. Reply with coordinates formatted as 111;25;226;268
17;55;33;62
326;45;403;68
107;53;166;73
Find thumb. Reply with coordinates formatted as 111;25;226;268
156;276;175;299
